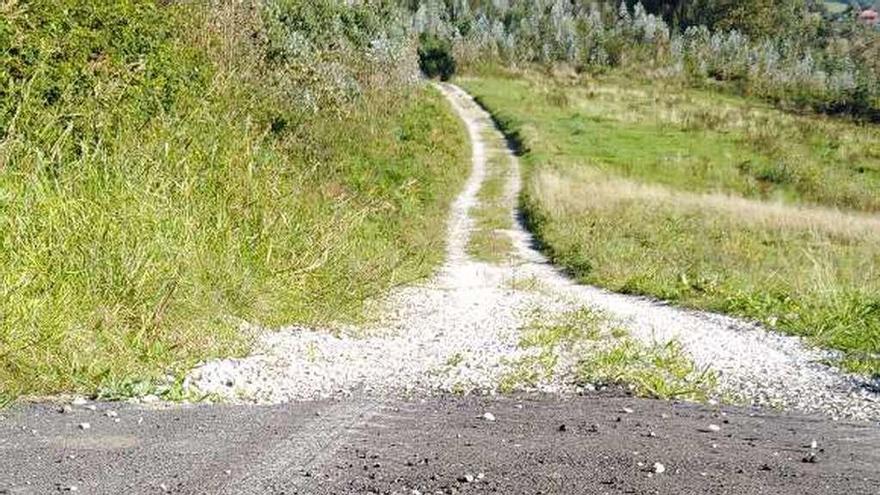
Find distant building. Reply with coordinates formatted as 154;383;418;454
859;8;879;25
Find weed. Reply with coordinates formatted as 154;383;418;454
519;307;604;350
503;306;715;400
445;352;465;367
578;338;717;401
502;275;545;293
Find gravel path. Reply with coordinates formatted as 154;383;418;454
187;83;880;422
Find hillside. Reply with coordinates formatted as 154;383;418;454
0;1;468;400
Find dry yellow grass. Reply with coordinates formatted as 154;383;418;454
533;169;880;242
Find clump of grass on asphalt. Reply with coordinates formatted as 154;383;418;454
461;71;880;376
501;307;715;400
466;133;515;263
0;1;469;399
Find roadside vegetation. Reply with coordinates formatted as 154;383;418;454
462;72;880;376
0;1;468;399
501;307;716;401
412;0;880;121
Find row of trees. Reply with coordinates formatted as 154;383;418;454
408;0;880;118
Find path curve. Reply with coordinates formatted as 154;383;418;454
187;83;880;422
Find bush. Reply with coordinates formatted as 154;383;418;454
418;33;456;80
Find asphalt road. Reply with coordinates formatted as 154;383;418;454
1;393;878;494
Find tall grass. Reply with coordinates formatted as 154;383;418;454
461;72;880;376
0;1;469;398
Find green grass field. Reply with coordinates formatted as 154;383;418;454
0;2;469;400
460;71;880;376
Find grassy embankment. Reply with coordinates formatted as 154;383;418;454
0;1;469;402
460;71;880;376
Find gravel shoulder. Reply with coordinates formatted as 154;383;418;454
1;394;878;494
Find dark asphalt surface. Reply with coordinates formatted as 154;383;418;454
1;393;878;494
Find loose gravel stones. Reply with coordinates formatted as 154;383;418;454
185;83;880;422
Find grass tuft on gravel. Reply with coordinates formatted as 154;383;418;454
460;71;880;376
501;307;716;401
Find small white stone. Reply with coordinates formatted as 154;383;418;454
706;424;721;432
71;397;87;406
105;410;118;418
78;422;91;430
159;483;169;492
482;412;496;422
653;462;666;474
85;405;97;411
622;407;635;414
810;440;818;449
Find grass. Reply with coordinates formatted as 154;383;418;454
0;2;469;399
502;275;546;293
500;307;716;401
466;132;515;262
824;1;850;15
460;70;880;376
464;72;880;212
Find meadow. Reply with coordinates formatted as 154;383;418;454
460;70;880;375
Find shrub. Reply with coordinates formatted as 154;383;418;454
418;33;456;80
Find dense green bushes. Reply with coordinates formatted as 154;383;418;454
0;1;468;398
408;0;880;119
418;33;456;80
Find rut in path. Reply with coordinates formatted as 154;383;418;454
188;83;880;422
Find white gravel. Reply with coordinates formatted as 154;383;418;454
187;83;880;422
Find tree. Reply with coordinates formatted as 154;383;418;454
638;0;811;38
